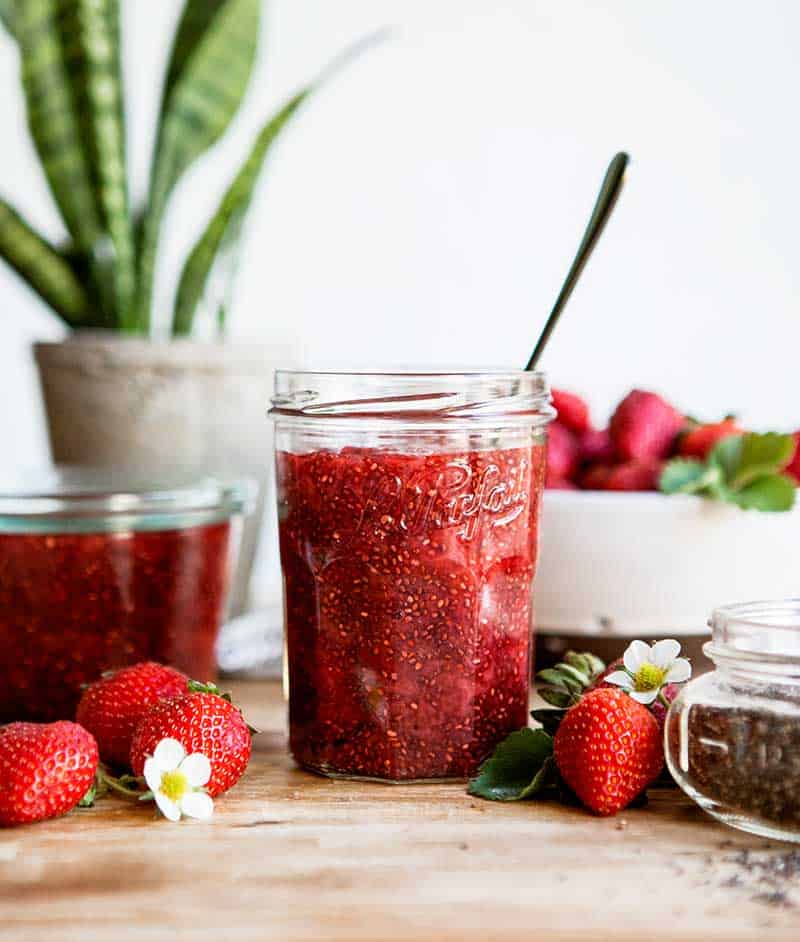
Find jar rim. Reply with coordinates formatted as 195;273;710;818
0;468;257;534
269;369;554;428
707;598;800;667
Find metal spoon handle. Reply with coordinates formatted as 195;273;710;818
525;151;629;371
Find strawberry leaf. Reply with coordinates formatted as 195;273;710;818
730;474;796;512
467;728;555;801
729;432;795;489
530;708;567;735
659;459;719;494
661;432;797;513
709;433;743;482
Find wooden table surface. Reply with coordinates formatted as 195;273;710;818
2;680;800;941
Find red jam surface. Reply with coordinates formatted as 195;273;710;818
278;443;546;780
0;521;231;722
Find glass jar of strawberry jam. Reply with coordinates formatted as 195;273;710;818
271;371;554;781
0;470;254;722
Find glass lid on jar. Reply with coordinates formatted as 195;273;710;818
0;468;256;534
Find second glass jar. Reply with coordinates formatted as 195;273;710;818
271;371;553;781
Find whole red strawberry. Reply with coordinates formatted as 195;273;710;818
678;419;741;460
0;721;98;826
130;684;251;797
553;688;663;816
578;427;615;465
546;477;578;490
589;660;679;730
785;432;800;484
588;656;624;689
552;389;591;435
610;390;685;461
579;463;613;490
76;661;188;768
603;458;662;492
546;421;580;484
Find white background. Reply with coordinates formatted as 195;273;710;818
2;0;799;466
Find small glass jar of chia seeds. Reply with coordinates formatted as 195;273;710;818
665;600;800;843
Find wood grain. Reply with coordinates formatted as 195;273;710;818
1;680;799;941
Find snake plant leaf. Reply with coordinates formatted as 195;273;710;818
161;0;231;107
137;0;260;332
53;0;136;329
15;0;104;265
172;90;308;335
0;199;90;325
171;30;388;335
0;0;15;37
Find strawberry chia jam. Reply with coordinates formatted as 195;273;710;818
272;370;553;781
0;472;253;722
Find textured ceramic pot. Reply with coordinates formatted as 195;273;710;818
34;334;278;620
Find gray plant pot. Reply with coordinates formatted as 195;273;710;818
33;334;278;620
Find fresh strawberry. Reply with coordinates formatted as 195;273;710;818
553;688;663;816
579;463;613;490
551;389;591;435
603;459;662;492
588;656;624;689
610;390;685;461
76;661;188;768
590;659;679;729
785;432;800;484
130;684;251;797
649;683;680;729
546;421;580;483
578;427;615;465
545;477;578;490
0;721;98;826
678;419;741;460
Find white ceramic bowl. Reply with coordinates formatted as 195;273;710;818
535;491;800;638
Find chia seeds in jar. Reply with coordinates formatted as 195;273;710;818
270;370;554;782
666;600;800;843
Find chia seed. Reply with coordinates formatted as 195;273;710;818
685;691;800;830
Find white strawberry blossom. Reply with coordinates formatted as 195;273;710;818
143;738;214;822
604;639;692;705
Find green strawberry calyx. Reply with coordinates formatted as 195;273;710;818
660;431;796;512
535;651;606;708
78;764;151;809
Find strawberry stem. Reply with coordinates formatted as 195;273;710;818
95;765;150;800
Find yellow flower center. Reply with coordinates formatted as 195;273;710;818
160;769;189;802
633;663;667;692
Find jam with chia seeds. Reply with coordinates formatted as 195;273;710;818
0;522;232;722
278;443;546;781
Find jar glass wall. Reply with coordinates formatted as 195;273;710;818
665;599;800;843
271;371;553;782
0;470;254;721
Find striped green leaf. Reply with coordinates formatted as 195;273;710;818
171;31;387;335
0;199;90;324
172;91;307;335
162;0;231;107
137;0;260;332
15;1;104;263
0;0;15;36
55;0;135;328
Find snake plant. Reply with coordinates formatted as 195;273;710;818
0;1;367;335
